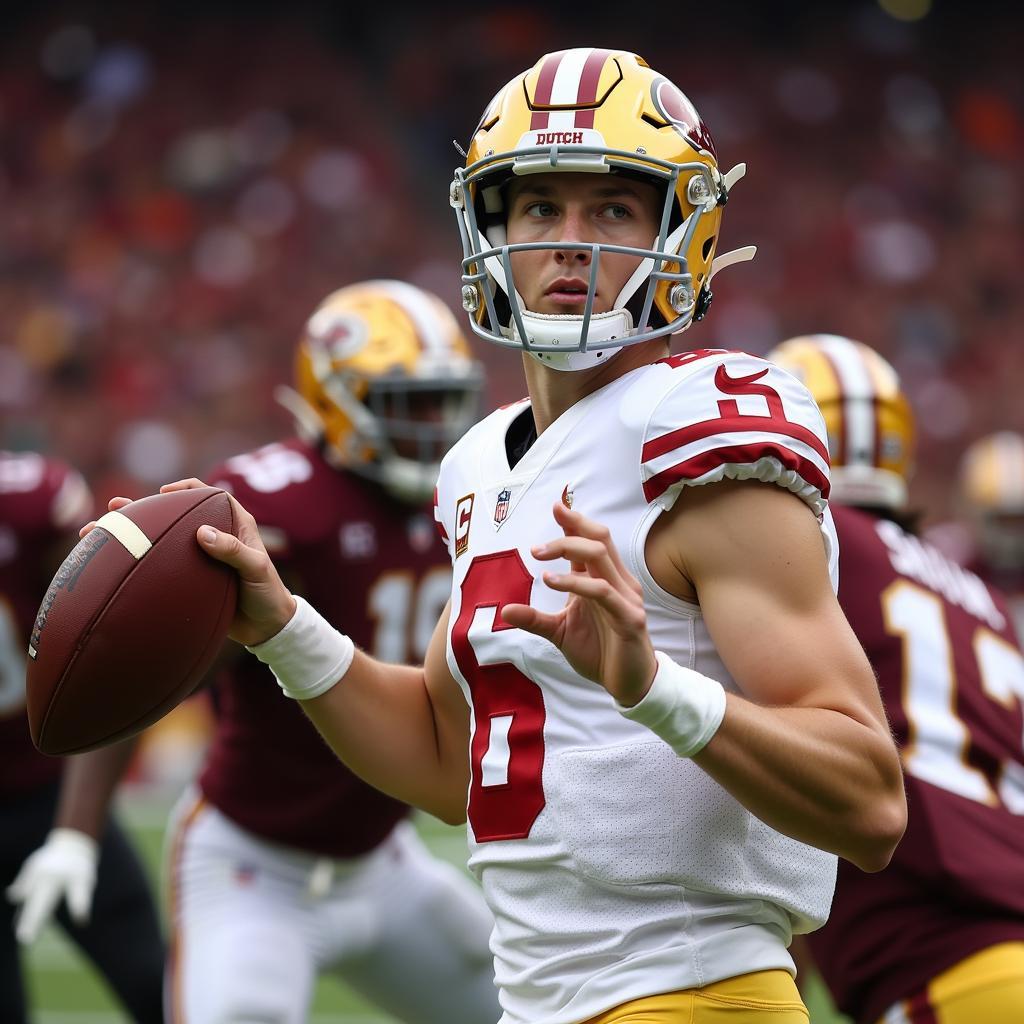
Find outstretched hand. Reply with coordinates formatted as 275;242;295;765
80;479;296;647
501;502;657;707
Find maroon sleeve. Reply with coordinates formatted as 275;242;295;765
198;440;452;857
808;505;1024;1023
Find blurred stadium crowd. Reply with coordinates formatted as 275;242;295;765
1;1;1021;519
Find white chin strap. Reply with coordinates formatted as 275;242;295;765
511;308;635;372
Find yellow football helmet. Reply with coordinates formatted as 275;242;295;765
450;47;755;371
277;280;483;502
959;431;1024;569
768;334;914;510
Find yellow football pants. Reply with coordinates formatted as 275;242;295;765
584;970;808;1023
878;942;1024;1024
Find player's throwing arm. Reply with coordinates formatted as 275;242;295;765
85;479;472;824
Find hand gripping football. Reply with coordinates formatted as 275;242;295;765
26;487;238;755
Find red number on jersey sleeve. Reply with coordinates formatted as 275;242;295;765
450;551;546;842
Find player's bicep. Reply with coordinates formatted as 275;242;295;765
666;481;882;725
423;600;471;816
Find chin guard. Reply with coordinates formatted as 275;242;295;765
511;308;634;372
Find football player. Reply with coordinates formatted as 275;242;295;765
1;450;165;1024
102;50;906;1024
770;334;1024;1024
22;283;500;1024
957;431;1024;639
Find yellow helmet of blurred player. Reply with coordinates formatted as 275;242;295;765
450;47;756;372
277;280;483;503
958;431;1024;569
768;334;914;510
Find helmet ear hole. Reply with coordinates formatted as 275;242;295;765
702;236;716;261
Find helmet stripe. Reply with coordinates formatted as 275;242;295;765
540;49;596;135
368;280;450;357
860;346;899;469
809;343;846;467
529;50;565;130
818;334;876;469
574;49;614;129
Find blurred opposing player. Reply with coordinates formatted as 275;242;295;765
957;432;1024;639
771;335;1024;1024
36;282;496;1023
1;450;165;1024
168;281;496;1024
151;51;906;1024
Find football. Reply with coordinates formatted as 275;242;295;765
26;487;238;755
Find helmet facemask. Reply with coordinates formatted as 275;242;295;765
279;280;483;503
347;370;482;502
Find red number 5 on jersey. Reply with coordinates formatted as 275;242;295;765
450;551;546;842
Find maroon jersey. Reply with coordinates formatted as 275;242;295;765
809;505;1024;1023
0;452;92;797
969;559;1024;649
199;439;451;857
925;520;1024;645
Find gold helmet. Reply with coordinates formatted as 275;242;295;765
277;280;483;502
450;47;755;372
768;334;914;509
958;431;1024;569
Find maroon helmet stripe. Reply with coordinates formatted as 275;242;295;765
574;49;613;129
530;51;565;130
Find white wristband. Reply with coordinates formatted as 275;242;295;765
617;651;727;758
245;595;355;701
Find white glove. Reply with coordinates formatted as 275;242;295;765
6;828;99;944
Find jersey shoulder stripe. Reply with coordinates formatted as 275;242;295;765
639;352;831;514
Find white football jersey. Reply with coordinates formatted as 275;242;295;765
435;349;839;1024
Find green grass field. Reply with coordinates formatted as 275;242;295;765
25;786;850;1023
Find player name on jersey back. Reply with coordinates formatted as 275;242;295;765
876;519;1005;630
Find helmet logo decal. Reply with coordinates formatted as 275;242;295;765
306;309;369;361
529;48;615;132
652;78;717;157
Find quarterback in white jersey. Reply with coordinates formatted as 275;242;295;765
95;48;907;1024
434;349;840;1020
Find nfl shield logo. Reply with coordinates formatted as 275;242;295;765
494;488;512;525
